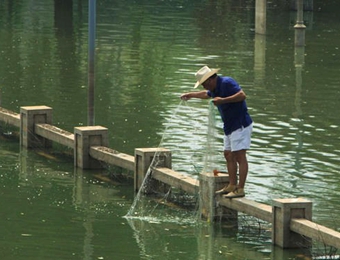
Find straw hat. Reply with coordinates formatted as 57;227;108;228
194;66;220;88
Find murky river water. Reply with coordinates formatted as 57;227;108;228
1;0;340;259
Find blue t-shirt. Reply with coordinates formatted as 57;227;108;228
207;76;252;135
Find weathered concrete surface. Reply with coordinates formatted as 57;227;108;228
217;196;272;223
74;126;109;169
291;218;340;249
134;148;171;192
35;123;74;149
152;167;199;194
20;106;53;148
272;198;312;248
0;107;20;127
90;146;134;171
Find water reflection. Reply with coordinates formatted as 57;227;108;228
13;146;135;259
126;215;305;260
1;0;340;259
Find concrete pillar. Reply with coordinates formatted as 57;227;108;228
199;172;215;221
199;173;215;221
294;0;306;47
74;126;109;169
200;172;237;222
304;0;313;11
20;106;53;148
272;198;312;248
134;148;171;193
255;0;266;35
294;45;305;119
290;0;313;11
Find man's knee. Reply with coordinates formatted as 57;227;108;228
224;150;233;161
234;149;247;163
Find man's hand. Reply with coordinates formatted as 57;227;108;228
212;97;225;106
180;93;191;100
180;91;209;100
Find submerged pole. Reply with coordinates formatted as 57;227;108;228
88;0;96;126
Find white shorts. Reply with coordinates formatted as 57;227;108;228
224;124;253;152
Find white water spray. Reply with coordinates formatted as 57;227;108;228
125;99;222;224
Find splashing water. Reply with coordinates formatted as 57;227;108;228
124;99;222;225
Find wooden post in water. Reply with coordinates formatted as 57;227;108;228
272;198;312;248
20;106;53;148
74;126;108;169
134;148;171;193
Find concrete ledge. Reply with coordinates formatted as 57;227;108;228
152;167;199;194
217;196;272;223
291;218;340;249
0;108;20;128
2;105;340;250
35;124;74;149
90;146;135;171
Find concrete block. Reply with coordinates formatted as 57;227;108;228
20;106;53;148
74;126;109;169
134;148;171;193
200;172;236;222
272;198;312;248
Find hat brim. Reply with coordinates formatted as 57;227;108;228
194;68;220;88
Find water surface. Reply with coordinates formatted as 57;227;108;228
1;0;340;259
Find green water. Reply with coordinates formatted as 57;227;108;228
1;0;340;259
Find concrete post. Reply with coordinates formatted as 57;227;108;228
294;0;306;47
255;0;266;35
200;173;237;222
272;198;312;248
134;148;171;193
74;126;109;169
294;44;305;119
199;173;219;221
20;106;53;148
290;0;313;11
199;172;214;221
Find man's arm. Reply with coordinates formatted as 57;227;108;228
180;91;210;100
212;90;246;105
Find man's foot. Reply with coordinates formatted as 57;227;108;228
225;188;245;198
215;185;236;195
